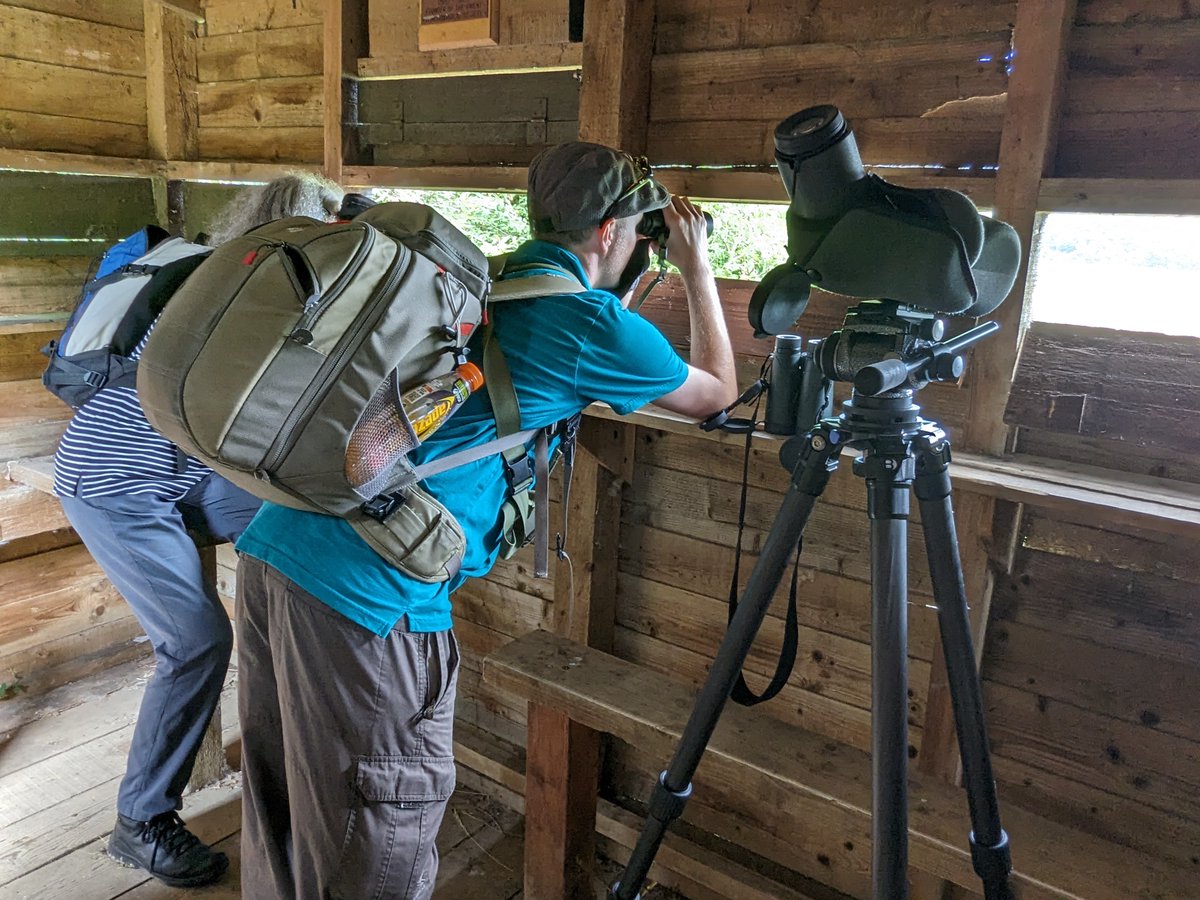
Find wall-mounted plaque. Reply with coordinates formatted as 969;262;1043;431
419;0;499;51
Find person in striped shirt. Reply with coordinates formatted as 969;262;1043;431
53;173;344;889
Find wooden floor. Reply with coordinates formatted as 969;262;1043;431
0;655;613;900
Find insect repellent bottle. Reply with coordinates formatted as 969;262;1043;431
401;361;484;442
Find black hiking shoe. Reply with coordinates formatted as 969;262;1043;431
107;811;229;887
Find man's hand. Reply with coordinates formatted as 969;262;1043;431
660;195;712;279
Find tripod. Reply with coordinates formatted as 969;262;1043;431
612;323;1014;900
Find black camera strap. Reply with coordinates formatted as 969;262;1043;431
724;379;802;707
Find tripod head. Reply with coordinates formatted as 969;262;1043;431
761;299;999;440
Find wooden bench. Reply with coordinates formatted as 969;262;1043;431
484;629;1196;900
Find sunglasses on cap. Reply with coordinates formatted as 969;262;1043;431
601;155;654;222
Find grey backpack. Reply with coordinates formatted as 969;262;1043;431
139;202;585;582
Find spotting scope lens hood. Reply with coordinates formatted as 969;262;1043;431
756;104;1022;332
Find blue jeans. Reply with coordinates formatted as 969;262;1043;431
59;473;261;820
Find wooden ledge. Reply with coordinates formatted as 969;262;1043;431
484;630;1195;900
358;42;583;81
6;456;54;494
587;404;1200;536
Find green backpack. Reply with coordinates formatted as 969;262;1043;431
138;202;583;582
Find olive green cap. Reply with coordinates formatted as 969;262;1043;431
527;141;671;233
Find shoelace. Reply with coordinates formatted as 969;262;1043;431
141;813;204;857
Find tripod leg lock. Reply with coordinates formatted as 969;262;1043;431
648;771;693;825
968;828;1013;885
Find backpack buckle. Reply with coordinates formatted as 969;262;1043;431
362;491;406;522
504;455;534;492
83;371;108;388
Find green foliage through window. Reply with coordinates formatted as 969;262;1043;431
376;189;789;281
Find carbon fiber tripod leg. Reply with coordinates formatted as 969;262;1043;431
610;423;844;900
913;432;1014;900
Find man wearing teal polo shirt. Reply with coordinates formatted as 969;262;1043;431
234;142;737;900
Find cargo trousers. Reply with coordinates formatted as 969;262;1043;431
236;555;459;900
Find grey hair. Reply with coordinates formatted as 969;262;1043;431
205;173;344;246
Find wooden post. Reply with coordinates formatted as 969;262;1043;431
915;1;1077;894
524;418;634;899
187;544;226;790
577;0;656;152
144;0;198;163
324;0;370;184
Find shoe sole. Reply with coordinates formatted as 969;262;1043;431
107;848;229;888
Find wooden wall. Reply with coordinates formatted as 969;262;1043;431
0;2;147;158
196;0;325;164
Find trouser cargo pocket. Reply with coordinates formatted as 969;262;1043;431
329;754;456;900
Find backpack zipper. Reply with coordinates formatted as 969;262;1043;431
257;242;411;482
288;225;377;344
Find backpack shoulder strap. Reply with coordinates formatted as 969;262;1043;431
486;257;586;304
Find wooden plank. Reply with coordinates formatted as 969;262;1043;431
358;41;582;79
0;256;88;319
0;322;58;382
0;57;146;127
649;114;1004;170
1;778;240;896
0;109;147;159
605;740;874;898
144;0;198;161
201;0;324;36
993;544;1200;664
0;481;68;542
197;125;324;164
650;34;1011;125
615;624;909;756
0;173;156;244
0;5;144;76
324;0;370;184
1039;176;1200;213
197;75;324;129
617;578;932;719
984;677;1200;826
0;624;148;711
985;618;1200;744
1067;18;1200;77
498;0;568;45
367;0;419;58
1;0;142;30
591;404;1200;535
198;24;323;81
1055;110;1200;178
654;0;1018;53
483;630;1198;899
578;0;655;151
153;0;203;22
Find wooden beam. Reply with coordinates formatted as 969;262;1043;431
578;0;656;151
523;703;602;900
325;0;370;184
358;41;582;80
967;0;1077;454
7;147;1200;218
1038;177;1200;213
523;418;634;898
152;0;205;22
918;9;1077;894
144;0;199;163
582;403;1200;536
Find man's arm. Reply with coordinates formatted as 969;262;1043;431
650;196;739;419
